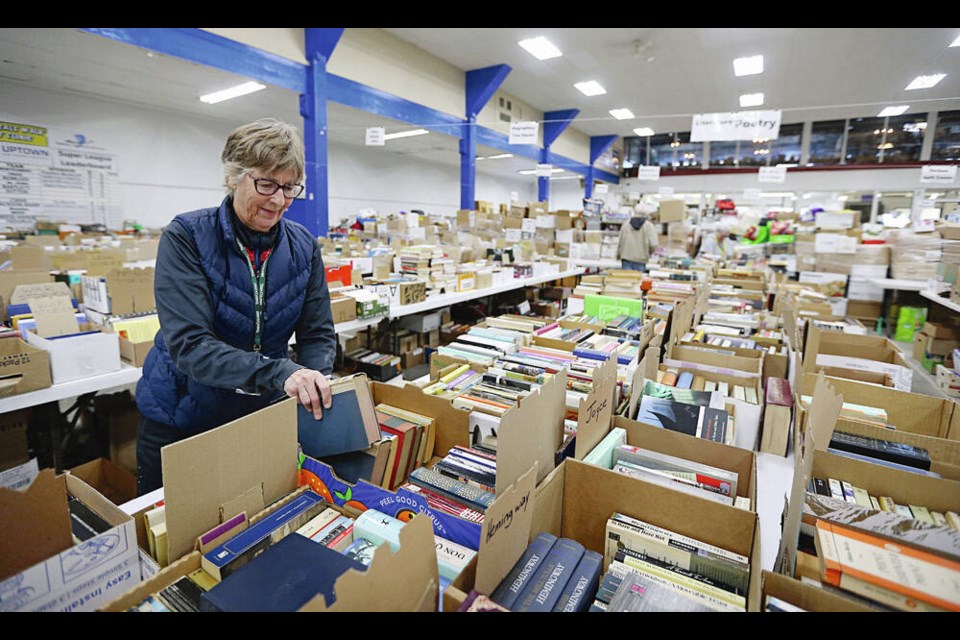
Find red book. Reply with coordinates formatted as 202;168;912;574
376;410;418;490
765;377;793;407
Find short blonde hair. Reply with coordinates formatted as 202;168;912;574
221;118;305;192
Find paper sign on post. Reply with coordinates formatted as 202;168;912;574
365;127;385;146
536;164;552;177
509;121;539;145
636;166;660;181
574;356;617;460
595;183;609;194
510;191;519;202
505;228;522;242
920;164;957;184
521;218;536;234
658;186;674;199
758;166;787;183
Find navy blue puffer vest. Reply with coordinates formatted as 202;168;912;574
136;198;315;431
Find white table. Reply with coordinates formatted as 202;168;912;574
870;278;927;291
920;289;960;314
0;364;143;414
569;258;620;270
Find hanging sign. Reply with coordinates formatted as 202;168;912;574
509;121;539;145
636;166;661;181
535;163;552;177
365;127;385;146
690;110;781;142
595;183;609;194
758;165;787;183
920;165;957;184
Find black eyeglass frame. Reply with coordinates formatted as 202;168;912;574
247;173;305;199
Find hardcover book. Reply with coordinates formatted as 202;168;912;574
199;532;366;612
636;396;729;444
490;532;558;610
513;537;585;612
377;410;419;490
297;374;380;459
551;550;603;612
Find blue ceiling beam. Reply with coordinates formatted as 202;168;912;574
590;135;618;164
305;28;343;61
81;28;306;94
542;109;580;148
465;65;511;118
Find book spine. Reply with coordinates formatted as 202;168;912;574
354;509;405;552
490;532;558;609
513;538;585;612
614;548;746;609
551;550;603;612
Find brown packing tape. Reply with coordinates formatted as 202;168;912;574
474;463;538;595
496;369;567;493
161;399;299;564
300;513;440;611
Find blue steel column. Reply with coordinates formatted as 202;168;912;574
587;135;618;201
295;28;343;237
539;109;580;203
463;65;511;210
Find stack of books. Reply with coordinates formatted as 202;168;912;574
798;396;888;428
610;445;741;507
375;404;436;490
345;348;401;381
808;476;952;524
635;395;733;445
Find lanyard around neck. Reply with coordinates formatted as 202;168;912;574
236;238;272;352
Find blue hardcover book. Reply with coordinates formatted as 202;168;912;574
297;378;378;459
552;550;603;612
513;537;585;612
675;371;695;389
201;490;325;580
199;532;366;612
490;532;557;610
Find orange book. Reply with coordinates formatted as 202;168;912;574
660;371;678;386
816;519;960;611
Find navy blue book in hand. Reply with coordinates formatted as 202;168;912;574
297;375;380;459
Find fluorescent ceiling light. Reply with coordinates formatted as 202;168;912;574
739;93;764;107
575;81;606;96
199;81;265;104
609;108;635;120
518;36;563;60
550;175;579;181
477;153;514;161
951;35;960;47
383;128;429;141
518;168;564;175
733;55;764;77
878;105;909;117
905;73;946;90
633;127;655;136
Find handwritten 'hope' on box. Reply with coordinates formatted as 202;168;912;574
573;356;618;460
474;462;538;596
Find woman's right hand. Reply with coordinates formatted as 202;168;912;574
283;368;333;419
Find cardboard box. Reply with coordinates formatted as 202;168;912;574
400;348;424;370
80;268;155;316
0;269;54;320
26;321;121;385
68;457;137;506
0;409;31;471
760;570;874;612
330;294;358;325
801;325;912;391
118;335;153;368
445;456;763;611
658;199;686;223
0;469;141;611
924;321;960;339
667;343;764;378
0;336;52;395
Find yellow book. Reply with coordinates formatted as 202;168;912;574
910;505;934;524
878;496;897;513
377;403;436;465
931;511;948;527
440;364;470;384
691;376;706;391
187;568;218;592
946;511;960;530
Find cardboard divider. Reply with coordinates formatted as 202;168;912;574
801;324;912;391
100;551;202;612
612;415;758;509
496;370;567;493
667;343;764;377
573;356;618;460
681;339;788;381
760;570;874;612
371;380;471;458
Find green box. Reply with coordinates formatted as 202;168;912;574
584;294;644;322
894;306;928;343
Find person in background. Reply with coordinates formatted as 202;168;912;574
134;118;337;496
617;202;660;271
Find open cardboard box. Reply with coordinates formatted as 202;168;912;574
443;456;763;611
0;469;141;611
801;324;912;391
0;335;52;395
681;339;787;381
107;397;442;611
668;342;764;378
79;267;155;316
68;457;137;506
760;570;874;612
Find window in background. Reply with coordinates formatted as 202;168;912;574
768;123;803;165
882;112;927;162
708;140;739;167
738;137;769;167
674;133;702;168
808;120;845;165
622;136;648;172
649;132;680;168
845;116;886;164
931;110;960;161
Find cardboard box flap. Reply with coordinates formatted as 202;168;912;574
0;270;53;319
162;398;298;564
10;245;51;270
806;372;844;452
28;295;79;337
106;267;156;315
0;468;73;581
761;570;874;612
10;281;72;306
83;249;126;276
496;369;567;493
371;381;470;457
574;356;617;460
474;463;538;595
300;513;439;611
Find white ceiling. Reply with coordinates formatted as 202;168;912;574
2;27;958;181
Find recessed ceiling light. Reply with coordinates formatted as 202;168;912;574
574;81;607;96
739;93;764;107
518;168;564;175
518;36;562;60
486;153;513;160
951;35;960;47
733;55;764;77
905;73;946;90
199;81;266;104
382;128;429;141
633;127;655;136
878;105;909;117
609;108;635;120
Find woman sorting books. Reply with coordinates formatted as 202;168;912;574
134;118;337;495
